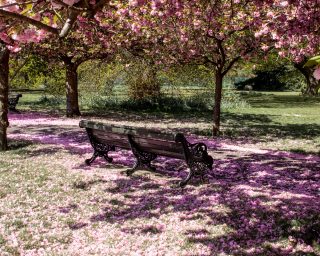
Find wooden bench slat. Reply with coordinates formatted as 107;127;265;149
80;120;175;141
92;130;131;148
92;129;183;151
139;148;185;159
133;137;183;152
97;137;131;149
92;129;185;158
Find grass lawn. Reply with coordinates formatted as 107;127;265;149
223;91;320;154
0;91;318;255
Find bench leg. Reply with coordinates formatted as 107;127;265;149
179;162;208;187
126;159;156;176
179;170;193;188
85;128;115;165
126;135;157;176
103;154;113;163
85;148;114;166
85;145;115;165
85;152;99;165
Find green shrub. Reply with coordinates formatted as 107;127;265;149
10;55;65;95
35;95;64;106
81;89;248;113
186;93;211;111
234;56;305;91
81;94;121;111
124;59;161;99
78;60;125;96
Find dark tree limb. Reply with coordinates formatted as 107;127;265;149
0;9;59;35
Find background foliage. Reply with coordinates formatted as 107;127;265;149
9;54;309;113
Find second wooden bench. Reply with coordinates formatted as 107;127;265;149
8;93;22;112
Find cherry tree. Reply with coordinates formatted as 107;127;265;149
108;0;262;135
0;0;125;150
106;0;319;133
0;2;56;150
1;0;317;149
0;0;93;149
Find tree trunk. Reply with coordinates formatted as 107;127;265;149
213;72;223;136
294;61;320;95
304;73;319;95
0;43;9;150
63;57;81;117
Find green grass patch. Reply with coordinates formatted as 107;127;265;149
224;91;320;153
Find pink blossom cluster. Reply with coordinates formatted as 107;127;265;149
254;0;319;62
0;1;57;51
0;0;318;64
105;0;263;68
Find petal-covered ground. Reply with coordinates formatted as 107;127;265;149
0;111;319;255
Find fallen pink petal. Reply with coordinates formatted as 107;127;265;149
0;110;318;255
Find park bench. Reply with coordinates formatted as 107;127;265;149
79;120;213;187
8;93;22;112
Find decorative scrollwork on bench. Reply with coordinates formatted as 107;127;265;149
126;134;157;176
85;128;115;165
175;133;213;187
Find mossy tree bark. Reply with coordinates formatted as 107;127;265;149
213;71;224;136
62;56;81;117
0;43;10;150
294;61;320;95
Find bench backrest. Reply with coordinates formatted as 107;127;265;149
8;94;22;110
79;120;185;159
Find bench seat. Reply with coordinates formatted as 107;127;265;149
80;120;213;187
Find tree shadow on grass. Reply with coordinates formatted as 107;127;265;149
8;140;33;150
9;110;320;151
88;150;320;255
8;125;90;156
219;112;320;143
240;93;320;109
7;112;320;253
82;104;320;144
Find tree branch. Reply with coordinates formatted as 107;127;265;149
75;52;113;67
59;9;79;37
222;56;241;76
0;9;59;35
58;0;109;37
216;39;226;68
